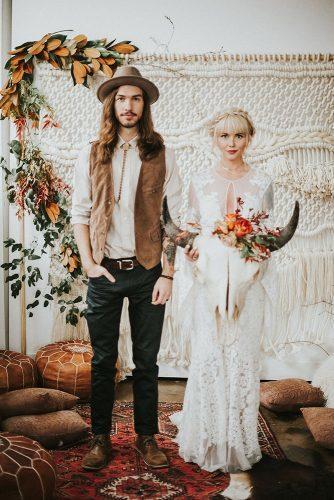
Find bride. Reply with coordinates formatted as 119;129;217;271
164;109;298;499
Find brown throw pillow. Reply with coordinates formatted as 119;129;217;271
0;387;79;418
301;407;334;449
1;410;89;448
260;378;325;412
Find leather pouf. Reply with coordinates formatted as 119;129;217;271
35;340;92;401
0;351;38;394
0;432;56;500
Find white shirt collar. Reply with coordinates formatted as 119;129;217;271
117;134;138;149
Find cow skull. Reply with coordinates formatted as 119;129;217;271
163;197;299;320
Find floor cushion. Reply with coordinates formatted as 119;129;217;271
1;410;89;449
0;432;56;499
0;387;78;418
301;407;334;449
0;351;37;394
35;340;92;400
260;378;325;412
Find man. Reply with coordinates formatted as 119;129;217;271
71;66;181;471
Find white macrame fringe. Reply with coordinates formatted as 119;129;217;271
276;252;334;312
35;55;334;368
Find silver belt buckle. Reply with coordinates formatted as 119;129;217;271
119;259;134;270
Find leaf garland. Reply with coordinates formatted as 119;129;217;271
1;30;138;120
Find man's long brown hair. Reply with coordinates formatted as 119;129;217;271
95;88;164;164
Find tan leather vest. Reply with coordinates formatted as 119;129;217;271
88;142;166;269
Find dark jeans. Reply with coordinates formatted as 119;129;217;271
85;257;165;436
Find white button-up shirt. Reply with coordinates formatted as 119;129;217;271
71;135;182;258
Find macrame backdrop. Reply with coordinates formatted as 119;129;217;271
33;54;334;376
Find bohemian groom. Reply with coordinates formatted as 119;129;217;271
71;65;181;471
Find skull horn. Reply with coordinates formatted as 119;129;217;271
268;200;300;251
162;196;199;248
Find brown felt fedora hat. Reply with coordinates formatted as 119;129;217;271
97;65;159;104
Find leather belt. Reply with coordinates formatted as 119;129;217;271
103;256;140;270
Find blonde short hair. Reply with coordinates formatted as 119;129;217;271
212;108;255;144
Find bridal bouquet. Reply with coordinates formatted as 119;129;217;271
212;197;280;262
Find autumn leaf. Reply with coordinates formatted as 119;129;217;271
23;63;34;74
84;47;100;59
73;34;87;48
41;50;50;61
111;42;138;54
8;46;29;55
11;53;26;65
11;66;24;84
101;64;114;77
54;47;70;57
103;56;116;65
45;202;60;223
72;60;87;84
91;58;100;72
28;41;45;55
46;38;62;51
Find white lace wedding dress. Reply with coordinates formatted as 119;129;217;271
169;164;273;473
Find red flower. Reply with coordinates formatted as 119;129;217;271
233;218;253;238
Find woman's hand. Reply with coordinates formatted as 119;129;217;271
85;262;116;283
184;244;199;263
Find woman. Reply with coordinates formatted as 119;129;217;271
169;109;274;499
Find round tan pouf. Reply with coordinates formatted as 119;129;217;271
0;351;38;394
0;432;56;499
35;340;92;401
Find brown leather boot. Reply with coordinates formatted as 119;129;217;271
134;434;169;468
82;434;112;470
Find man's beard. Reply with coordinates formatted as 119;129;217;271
119;115;139;128
122;122;137;128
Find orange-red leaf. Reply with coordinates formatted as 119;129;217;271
41;50;50;61
91;59;100;72
47;38;62;51
101;64;114;77
1;83;16;96
28;41;45;55
73;60;87;77
0;94;11;107
39;33;52;44
102;56;116;65
73;34;87;48
8;46;27;55
11;53;26;65
54;47;70;57
11;66;24;84
1;99;13;117
111;43;137;54
23;63;34;74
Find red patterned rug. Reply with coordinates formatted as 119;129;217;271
51;402;285;499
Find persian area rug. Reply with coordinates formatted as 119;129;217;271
50;402;285;499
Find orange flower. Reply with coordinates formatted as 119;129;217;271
233;218;253;238
225;213;237;230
